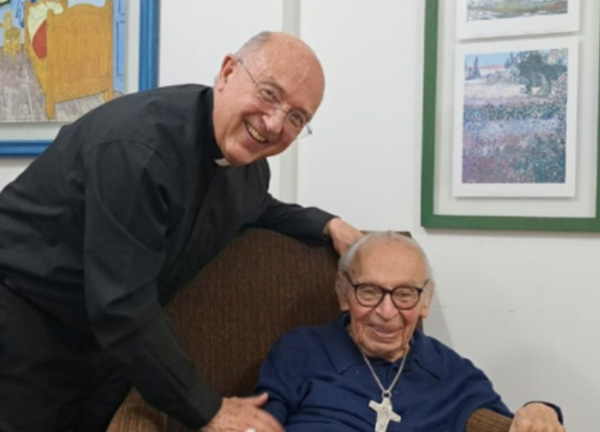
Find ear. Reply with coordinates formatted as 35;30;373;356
419;282;435;320
335;272;350;311
215;54;237;91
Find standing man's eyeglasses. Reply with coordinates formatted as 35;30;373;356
236;57;313;139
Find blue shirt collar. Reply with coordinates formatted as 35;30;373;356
322;312;444;380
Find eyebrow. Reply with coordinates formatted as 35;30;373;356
352;277;426;289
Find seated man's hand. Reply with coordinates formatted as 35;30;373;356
322;218;363;255
509;403;565;432
201;393;283;432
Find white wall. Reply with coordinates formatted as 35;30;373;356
2;1;597;430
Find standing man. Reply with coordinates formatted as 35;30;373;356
0;32;361;432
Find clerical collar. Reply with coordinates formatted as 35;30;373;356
202;87;229;167
214;157;230;167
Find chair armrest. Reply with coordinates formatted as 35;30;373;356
107;390;167;432
466;408;512;432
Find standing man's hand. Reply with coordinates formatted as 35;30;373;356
201;393;283;432
323;218;363;255
509;403;565;432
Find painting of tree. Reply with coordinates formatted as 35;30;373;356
453;38;578;197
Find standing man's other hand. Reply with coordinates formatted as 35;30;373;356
201;393;283;432
509;403;565;432
323;218;363;255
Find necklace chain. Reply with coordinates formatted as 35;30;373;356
361;351;407;398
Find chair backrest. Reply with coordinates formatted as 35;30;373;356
167;228;341;398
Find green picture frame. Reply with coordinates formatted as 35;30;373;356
421;0;600;232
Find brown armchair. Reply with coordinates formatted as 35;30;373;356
108;228;512;432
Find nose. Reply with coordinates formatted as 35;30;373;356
262;107;286;134
375;293;398;320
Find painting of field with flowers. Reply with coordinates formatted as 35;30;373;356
453;38;578;197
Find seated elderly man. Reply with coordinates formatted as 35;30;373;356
255;232;564;432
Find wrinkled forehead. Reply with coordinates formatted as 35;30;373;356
351;239;429;282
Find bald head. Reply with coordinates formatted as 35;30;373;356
212;31;326;166
235;31;325;110
236;31;323;73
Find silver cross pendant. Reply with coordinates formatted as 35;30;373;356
369;396;401;432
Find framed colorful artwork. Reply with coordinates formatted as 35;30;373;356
0;0;160;157
452;37;578;198
421;0;600;232
456;0;580;40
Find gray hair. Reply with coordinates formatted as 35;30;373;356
235;31;318;65
235;31;273;58
213;32;275;85
338;231;435;289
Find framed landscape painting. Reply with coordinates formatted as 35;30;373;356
456;0;580;39
421;0;600;232
452;37;578;197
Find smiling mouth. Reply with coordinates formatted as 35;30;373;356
371;325;401;339
245;122;267;143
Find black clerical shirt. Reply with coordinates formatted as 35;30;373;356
0;85;334;427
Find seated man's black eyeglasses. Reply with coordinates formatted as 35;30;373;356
342;272;426;310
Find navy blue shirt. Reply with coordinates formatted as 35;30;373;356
256;313;512;431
